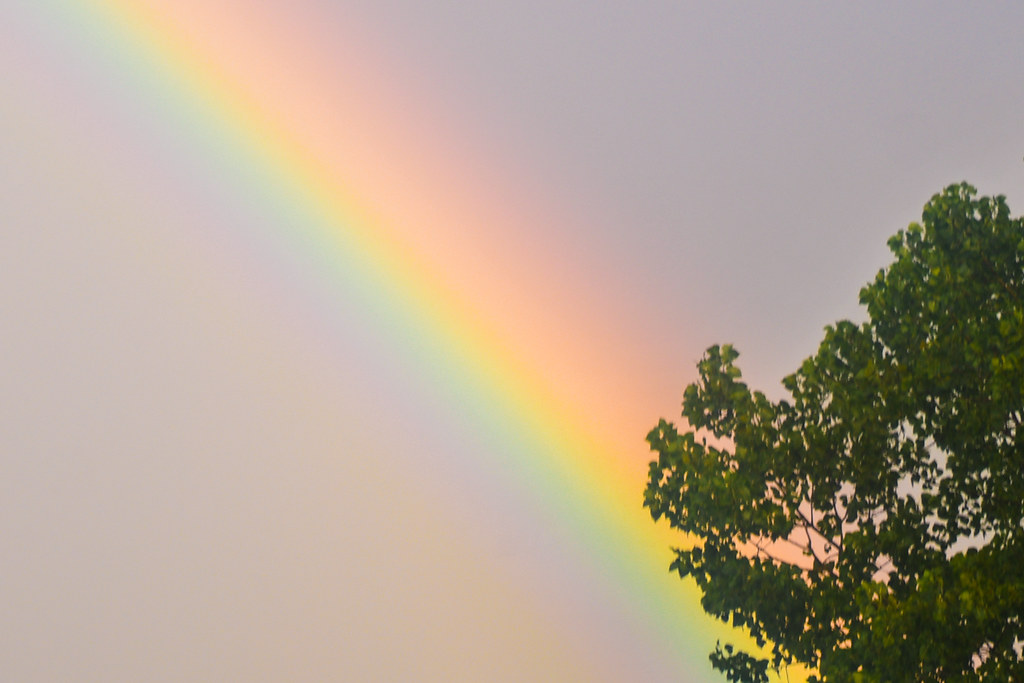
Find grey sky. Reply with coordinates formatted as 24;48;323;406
341;0;1024;393
2;2;1022;681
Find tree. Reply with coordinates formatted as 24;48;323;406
645;184;1024;683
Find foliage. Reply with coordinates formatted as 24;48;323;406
645;184;1024;682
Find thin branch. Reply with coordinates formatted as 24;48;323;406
831;496;848;552
751;539;794;567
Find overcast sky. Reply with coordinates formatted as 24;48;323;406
339;0;1024;392
2;2;1022;681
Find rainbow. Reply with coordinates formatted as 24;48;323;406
12;0;798;679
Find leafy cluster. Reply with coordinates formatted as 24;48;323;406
645;184;1024;682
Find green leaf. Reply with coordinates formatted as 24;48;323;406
644;183;1024;683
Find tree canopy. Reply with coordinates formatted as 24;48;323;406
645;184;1024;682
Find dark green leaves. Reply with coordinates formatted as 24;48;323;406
710;642;771;683
646;184;1024;682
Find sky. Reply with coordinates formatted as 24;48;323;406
2;1;1022;681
